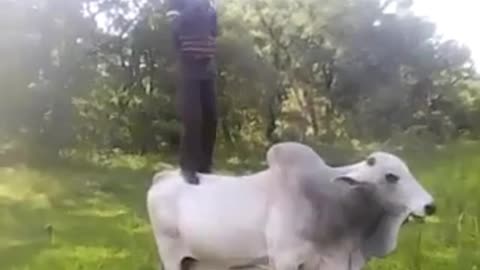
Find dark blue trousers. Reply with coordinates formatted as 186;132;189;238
177;78;217;175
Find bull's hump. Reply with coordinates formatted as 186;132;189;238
267;142;326;164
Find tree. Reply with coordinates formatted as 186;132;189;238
1;0;478;156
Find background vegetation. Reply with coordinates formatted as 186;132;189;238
1;0;480;269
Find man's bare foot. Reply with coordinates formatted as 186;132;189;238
181;170;200;185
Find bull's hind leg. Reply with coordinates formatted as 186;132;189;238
157;248;189;270
270;256;303;270
181;257;198;270
153;233;191;270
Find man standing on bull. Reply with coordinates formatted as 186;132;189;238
167;0;218;184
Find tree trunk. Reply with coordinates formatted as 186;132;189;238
321;62;336;143
221;117;234;145
302;87;319;136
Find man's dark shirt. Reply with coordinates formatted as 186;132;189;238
170;2;218;80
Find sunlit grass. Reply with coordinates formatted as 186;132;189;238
0;162;157;270
1;142;480;269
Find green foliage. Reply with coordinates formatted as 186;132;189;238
0;0;480;153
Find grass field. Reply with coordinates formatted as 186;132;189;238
1;142;480;270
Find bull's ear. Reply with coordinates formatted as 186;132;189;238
333;176;360;186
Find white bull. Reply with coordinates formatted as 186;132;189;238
146;142;435;270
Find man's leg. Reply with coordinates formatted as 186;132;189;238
179;78;203;184
198;78;218;173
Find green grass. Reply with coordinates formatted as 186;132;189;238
0;163;159;270
1;142;480;270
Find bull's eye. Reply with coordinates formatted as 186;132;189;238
367;157;376;166
385;173;399;183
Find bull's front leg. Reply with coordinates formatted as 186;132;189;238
265;203;312;270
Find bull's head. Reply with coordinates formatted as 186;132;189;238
333;152;436;222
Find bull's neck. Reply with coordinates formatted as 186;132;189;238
338;213;406;270
360;210;407;260
343;187;407;265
